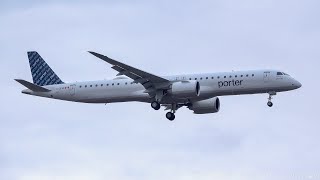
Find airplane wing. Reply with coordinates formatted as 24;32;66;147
88;51;171;95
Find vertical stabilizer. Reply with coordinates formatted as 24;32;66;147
27;51;64;86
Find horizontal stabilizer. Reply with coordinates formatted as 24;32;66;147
15;79;51;92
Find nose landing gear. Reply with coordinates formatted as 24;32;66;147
267;91;276;107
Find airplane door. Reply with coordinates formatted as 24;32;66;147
69;84;76;96
264;72;271;82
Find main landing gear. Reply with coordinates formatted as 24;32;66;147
166;112;175;121
151;101;161;110
267;91;276;107
151;90;177;120
150;101;177;121
165;103;177;121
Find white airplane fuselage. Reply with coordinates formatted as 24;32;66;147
17;51;302;120
22;70;301;104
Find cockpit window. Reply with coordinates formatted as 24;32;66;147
277;72;290;76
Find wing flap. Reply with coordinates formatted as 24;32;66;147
111;65;142;81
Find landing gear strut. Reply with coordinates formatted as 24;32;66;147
151;90;167;111
267;92;276;107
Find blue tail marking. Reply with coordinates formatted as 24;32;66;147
27;51;64;86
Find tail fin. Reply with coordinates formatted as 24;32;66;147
27;51;64;86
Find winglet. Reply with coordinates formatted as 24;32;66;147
15;79;51;92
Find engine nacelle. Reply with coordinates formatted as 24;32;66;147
189;97;220;114
169;80;200;98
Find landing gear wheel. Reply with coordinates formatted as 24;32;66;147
151;101;161;110
166;112;175;121
267;101;273;107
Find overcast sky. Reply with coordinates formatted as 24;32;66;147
1;0;320;180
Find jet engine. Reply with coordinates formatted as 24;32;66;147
189;97;220;114
169;80;200;98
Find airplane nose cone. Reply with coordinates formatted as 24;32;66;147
297;81;302;88
292;80;302;89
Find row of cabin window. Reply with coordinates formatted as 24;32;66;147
188;74;255;81
79;82;135;88
78;74;256;88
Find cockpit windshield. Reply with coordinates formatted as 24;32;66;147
277;72;290;76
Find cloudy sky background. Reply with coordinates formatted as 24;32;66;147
1;0;320;179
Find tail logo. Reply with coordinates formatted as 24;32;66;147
28;51;64;86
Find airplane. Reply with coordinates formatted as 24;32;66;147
15;51;302;121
